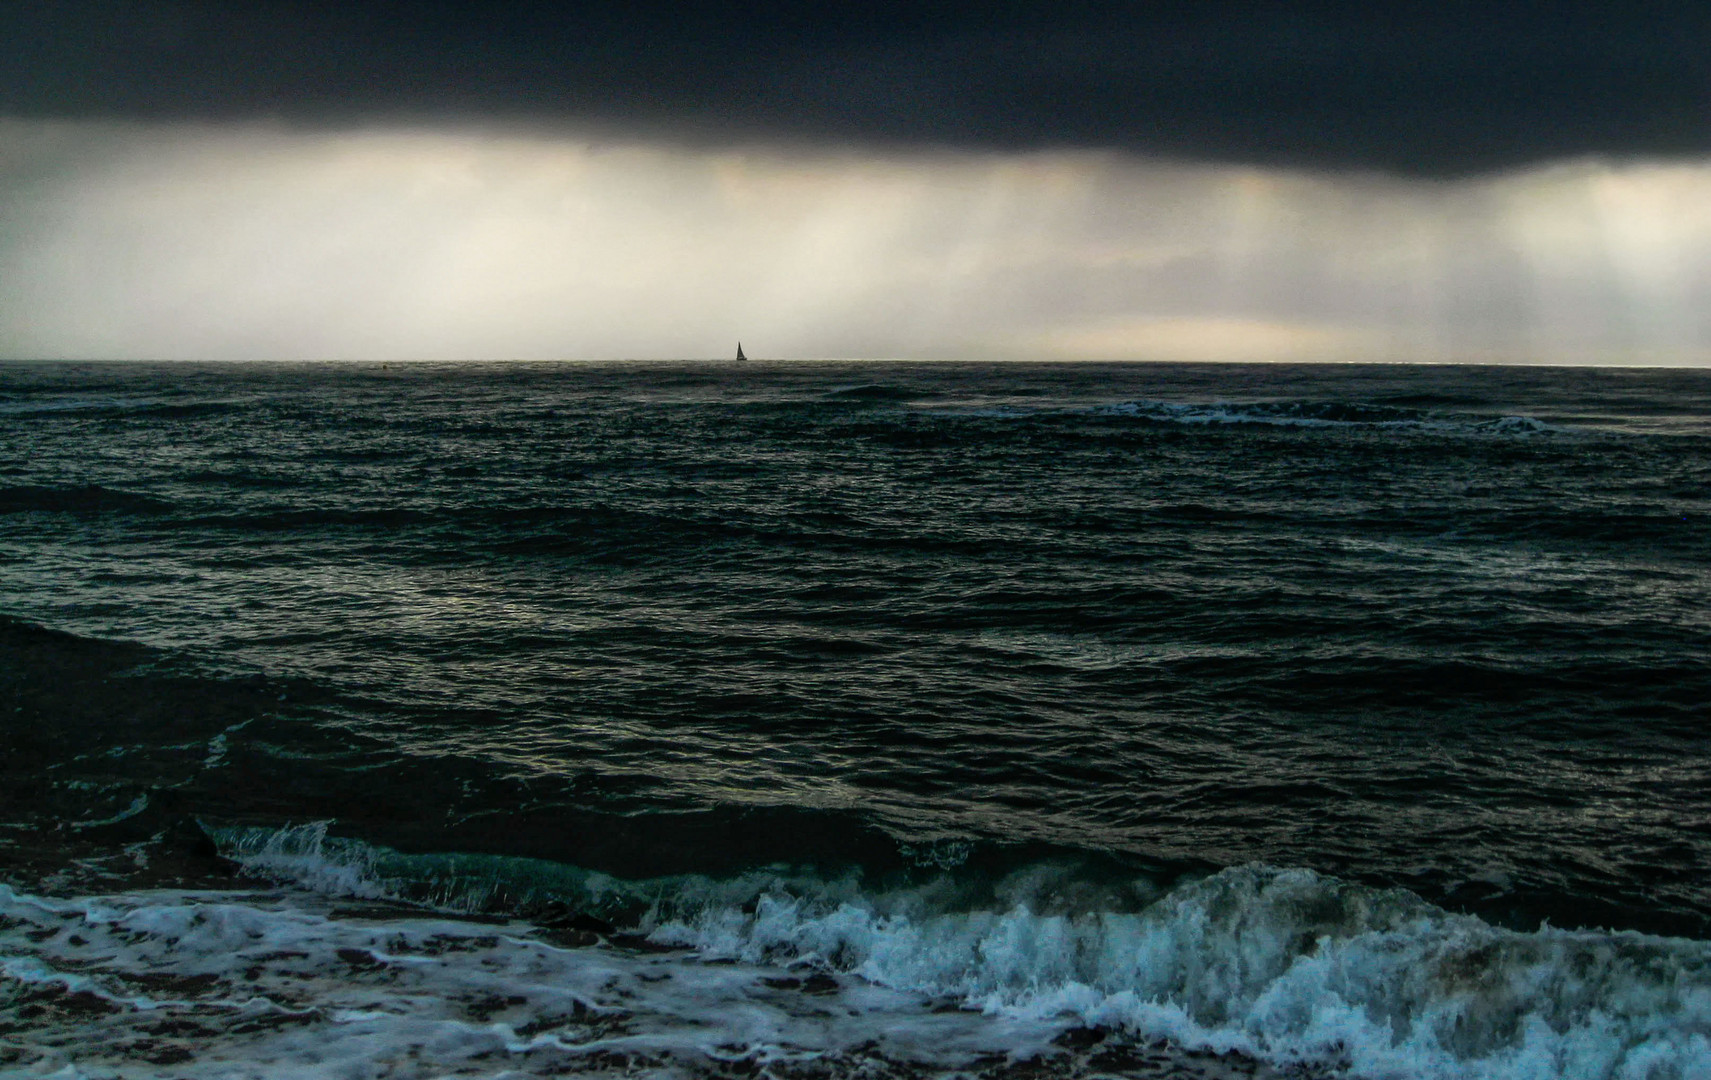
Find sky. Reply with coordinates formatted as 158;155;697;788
3;1;1710;362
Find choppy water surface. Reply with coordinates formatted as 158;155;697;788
2;360;1709;1078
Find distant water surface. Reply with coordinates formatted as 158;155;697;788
2;360;1709;1078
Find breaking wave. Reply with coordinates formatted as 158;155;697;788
192;823;1711;1079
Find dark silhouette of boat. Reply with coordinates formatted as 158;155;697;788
736;342;747;361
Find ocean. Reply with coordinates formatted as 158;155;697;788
1;359;1708;1079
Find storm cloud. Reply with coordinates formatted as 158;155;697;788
5;5;1710;362
3;1;1710;176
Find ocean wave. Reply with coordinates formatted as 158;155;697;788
1096;400;1561;435
0;394;252;418
203;823;1711;1079
0;483;173;515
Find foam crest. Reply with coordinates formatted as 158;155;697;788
207;826;1711;1079
650;866;1711;1078
215;820;885;917
217;821;394;900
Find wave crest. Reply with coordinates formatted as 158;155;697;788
215;824;1711;1078
1098;400;1561;435
653;864;1711;1076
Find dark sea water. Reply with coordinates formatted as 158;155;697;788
2;360;1709;1079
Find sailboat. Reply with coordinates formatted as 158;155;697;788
736;342;747;361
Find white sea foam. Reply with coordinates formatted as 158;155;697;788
191;833;1711;1076
8;835;1709;1079
645;866;1711;1079
0;884;1067;1079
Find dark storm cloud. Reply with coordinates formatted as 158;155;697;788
3;1;1709;175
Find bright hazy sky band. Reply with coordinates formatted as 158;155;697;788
3;119;1709;364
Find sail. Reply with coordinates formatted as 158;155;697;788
736;342;747;361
